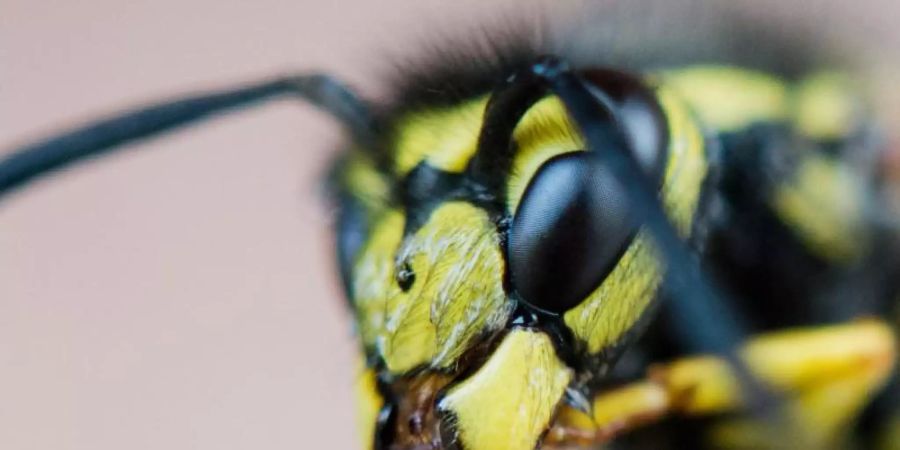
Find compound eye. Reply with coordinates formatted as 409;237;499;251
508;151;636;314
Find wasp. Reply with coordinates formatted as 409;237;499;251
2;2;898;449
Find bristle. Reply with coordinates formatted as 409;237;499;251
379;0;847;121
382;18;544;114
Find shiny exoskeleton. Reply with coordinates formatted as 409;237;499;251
329;47;898;449
2;7;897;450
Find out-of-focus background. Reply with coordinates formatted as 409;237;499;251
0;1;897;449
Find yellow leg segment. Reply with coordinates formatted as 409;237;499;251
545;320;896;449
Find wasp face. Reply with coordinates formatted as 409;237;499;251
334;66;709;450
354;200;510;374
3;8;893;449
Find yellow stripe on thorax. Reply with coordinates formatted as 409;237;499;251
772;153;868;262
792;72;862;141
659;66;790;133
662;66;866;140
352;209;406;351
661;66;869;261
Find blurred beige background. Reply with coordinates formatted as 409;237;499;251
0;1;897;450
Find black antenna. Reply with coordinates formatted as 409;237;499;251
0;74;375;199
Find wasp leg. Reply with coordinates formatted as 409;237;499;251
544;320;896;449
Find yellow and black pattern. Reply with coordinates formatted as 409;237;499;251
0;4;895;450
328;17;898;450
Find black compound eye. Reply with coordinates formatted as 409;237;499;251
508;151;637;314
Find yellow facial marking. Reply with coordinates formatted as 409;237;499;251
564;235;662;353
792;72;860;141
353;210;406;349
352;202;510;374
341;151;390;211
439;329;573;450
564;85;708;353
661;66;789;132
392;98;488;175
772;154;867;262
354;367;383;450
506;97;585;211
392;94;585;204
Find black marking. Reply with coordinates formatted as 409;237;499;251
374;371;399;450
400;162;466;236
398;162;512;239
374;402;397;450
436;409;463;450
708;123;886;329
